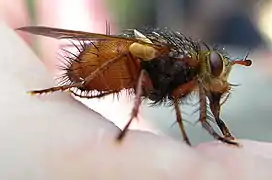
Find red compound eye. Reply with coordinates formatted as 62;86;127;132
209;51;224;77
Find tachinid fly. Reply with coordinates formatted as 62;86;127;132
17;26;252;146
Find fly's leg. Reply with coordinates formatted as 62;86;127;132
70;90;119;99
27;83;82;95
215;118;234;140
218;94;234;139
199;84;239;146
173;98;191;145
28;54;125;95
116;70;145;141
171;80;197;145
208;92;234;140
171;80;196;98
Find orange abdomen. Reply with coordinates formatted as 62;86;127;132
67;41;141;92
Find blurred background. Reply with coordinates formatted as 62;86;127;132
1;0;272;145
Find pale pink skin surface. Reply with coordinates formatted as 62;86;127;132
1;1;272;179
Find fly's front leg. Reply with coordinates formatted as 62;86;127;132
199;83;238;146
208;92;235;140
215;118;234;140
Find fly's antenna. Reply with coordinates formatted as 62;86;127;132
230;49;252;66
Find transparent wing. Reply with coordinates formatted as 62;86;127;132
17;26;157;46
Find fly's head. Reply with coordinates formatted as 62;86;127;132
199;50;252;118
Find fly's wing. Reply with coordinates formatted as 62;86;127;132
17;26;160;47
17;26;170;60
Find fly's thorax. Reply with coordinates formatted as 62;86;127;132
199;50;233;93
128;29;160;61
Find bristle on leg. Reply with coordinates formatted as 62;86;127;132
27;83;82;95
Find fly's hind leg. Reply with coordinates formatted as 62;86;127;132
173;98;191;145
28;53;126;95
199;83;239;146
70;89;119;99
28;83;83;95
116;70;145;141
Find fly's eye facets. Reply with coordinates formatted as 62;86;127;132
209;51;224;77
